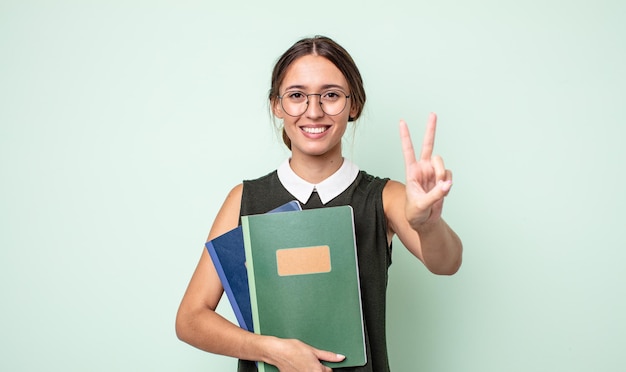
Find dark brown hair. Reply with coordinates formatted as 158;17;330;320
269;35;366;149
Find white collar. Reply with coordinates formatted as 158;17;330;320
277;158;360;205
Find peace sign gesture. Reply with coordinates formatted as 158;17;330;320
399;113;453;229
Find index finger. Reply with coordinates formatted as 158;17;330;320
399;119;417;169
420;112;438;161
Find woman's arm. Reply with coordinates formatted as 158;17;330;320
384;180;462;275
175;184;263;357
383;113;463;275
175;184;344;371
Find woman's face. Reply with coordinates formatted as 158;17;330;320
274;55;357;159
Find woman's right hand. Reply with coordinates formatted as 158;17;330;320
265;337;345;372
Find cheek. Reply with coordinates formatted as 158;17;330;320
281;117;298;134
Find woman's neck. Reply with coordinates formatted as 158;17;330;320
288;151;344;184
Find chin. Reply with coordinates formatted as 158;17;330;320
297;143;342;157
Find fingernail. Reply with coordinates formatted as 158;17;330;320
337;354;346;359
440;180;452;192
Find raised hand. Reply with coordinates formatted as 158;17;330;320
399;112;453;230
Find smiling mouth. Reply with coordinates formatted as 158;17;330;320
301;126;329;134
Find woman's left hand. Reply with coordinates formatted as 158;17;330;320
399;112;453;230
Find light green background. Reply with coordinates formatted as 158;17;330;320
1;1;624;371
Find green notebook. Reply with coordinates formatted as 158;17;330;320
241;206;367;372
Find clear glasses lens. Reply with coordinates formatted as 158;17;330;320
280;91;348;117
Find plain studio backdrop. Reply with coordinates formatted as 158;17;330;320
1;1;624;371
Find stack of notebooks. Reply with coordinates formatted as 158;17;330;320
206;201;367;371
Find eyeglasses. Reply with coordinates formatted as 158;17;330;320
278;90;351;117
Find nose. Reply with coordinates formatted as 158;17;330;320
305;94;325;118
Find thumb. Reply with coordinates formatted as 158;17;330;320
313;348;346;363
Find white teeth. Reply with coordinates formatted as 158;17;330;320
302;127;327;134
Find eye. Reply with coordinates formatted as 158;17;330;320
321;91;342;102
285;91;306;102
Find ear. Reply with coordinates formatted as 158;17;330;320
348;103;359;121
272;99;284;119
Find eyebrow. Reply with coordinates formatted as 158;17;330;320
283;84;348;92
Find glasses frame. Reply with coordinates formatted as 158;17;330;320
277;90;351;117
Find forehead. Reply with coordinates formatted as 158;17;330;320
281;55;348;91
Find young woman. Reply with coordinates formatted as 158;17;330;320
176;35;463;372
